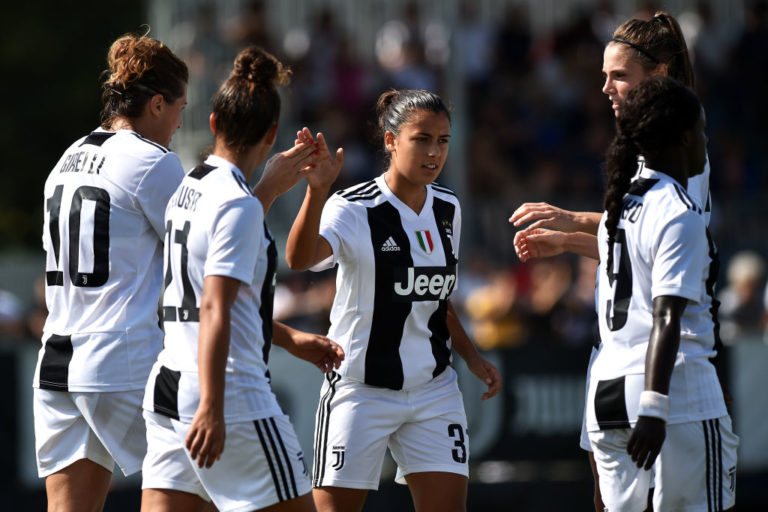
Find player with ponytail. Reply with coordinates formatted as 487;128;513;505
140;46;343;512
35;31;187;512
509;12;719;511
589;76;736;512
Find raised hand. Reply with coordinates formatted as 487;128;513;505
259;141;317;195
306;131;343;191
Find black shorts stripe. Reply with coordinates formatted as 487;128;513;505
262;418;296;501
153;365;181;420
701;418;723;512
313;372;340;486
269;417;299;497
38;334;73;391
254;419;286;502
714;418;723;510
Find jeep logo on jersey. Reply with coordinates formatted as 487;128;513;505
392;265;456;301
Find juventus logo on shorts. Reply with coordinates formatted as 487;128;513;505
331;445;345;470
729;465;736;492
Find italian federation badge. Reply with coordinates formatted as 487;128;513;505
415;230;434;255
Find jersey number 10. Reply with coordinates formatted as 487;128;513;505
45;184;110;288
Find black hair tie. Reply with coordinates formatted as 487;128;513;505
612;37;660;64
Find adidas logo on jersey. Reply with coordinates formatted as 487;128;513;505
381;237;400;252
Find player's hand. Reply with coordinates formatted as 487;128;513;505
286;331;345;373
186;405;226;469
256;140;318;198
295;128;343;191
466;355;502;400
509;202;579;232
627;416;666;470
513;228;568;262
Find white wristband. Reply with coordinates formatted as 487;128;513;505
637;391;670;422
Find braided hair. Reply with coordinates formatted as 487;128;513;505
603;76;702;276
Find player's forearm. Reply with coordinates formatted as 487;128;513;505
573;212;603;235
645;296;686;394
564;232;600;260
446;300;481;363
197;307;230;412
285;186;328;270
271;321;299;352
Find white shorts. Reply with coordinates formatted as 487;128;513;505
313;367;469;490
590;415;738;512
143;410;311;512
33;388;146;478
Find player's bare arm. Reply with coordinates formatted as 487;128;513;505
446;300;502;400
514;228;599;262
627;295;687;470
285;130;342;271
186;275;239;469
509;202;602;234
272;321;344;373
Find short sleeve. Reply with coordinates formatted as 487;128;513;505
136;152;185;237
314;193;357;271
205;198;264;284
651;212;707;302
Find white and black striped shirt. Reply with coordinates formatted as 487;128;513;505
314;175;461;390
144;154;282;422
35;128;184;392
587;169;727;430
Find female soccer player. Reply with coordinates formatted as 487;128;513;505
588;75;736;512
286;89;502;512
35;32;188;512
142;47;343;512
140;46;344;512
509;12;717;511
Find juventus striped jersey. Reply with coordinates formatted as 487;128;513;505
587;169;727;430
144;155;283;423
35;128;184;392
314;175;461;391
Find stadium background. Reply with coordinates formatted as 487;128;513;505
1;0;766;509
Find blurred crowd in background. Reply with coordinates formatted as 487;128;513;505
2;0;768;355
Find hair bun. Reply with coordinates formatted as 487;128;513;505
232;46;290;87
